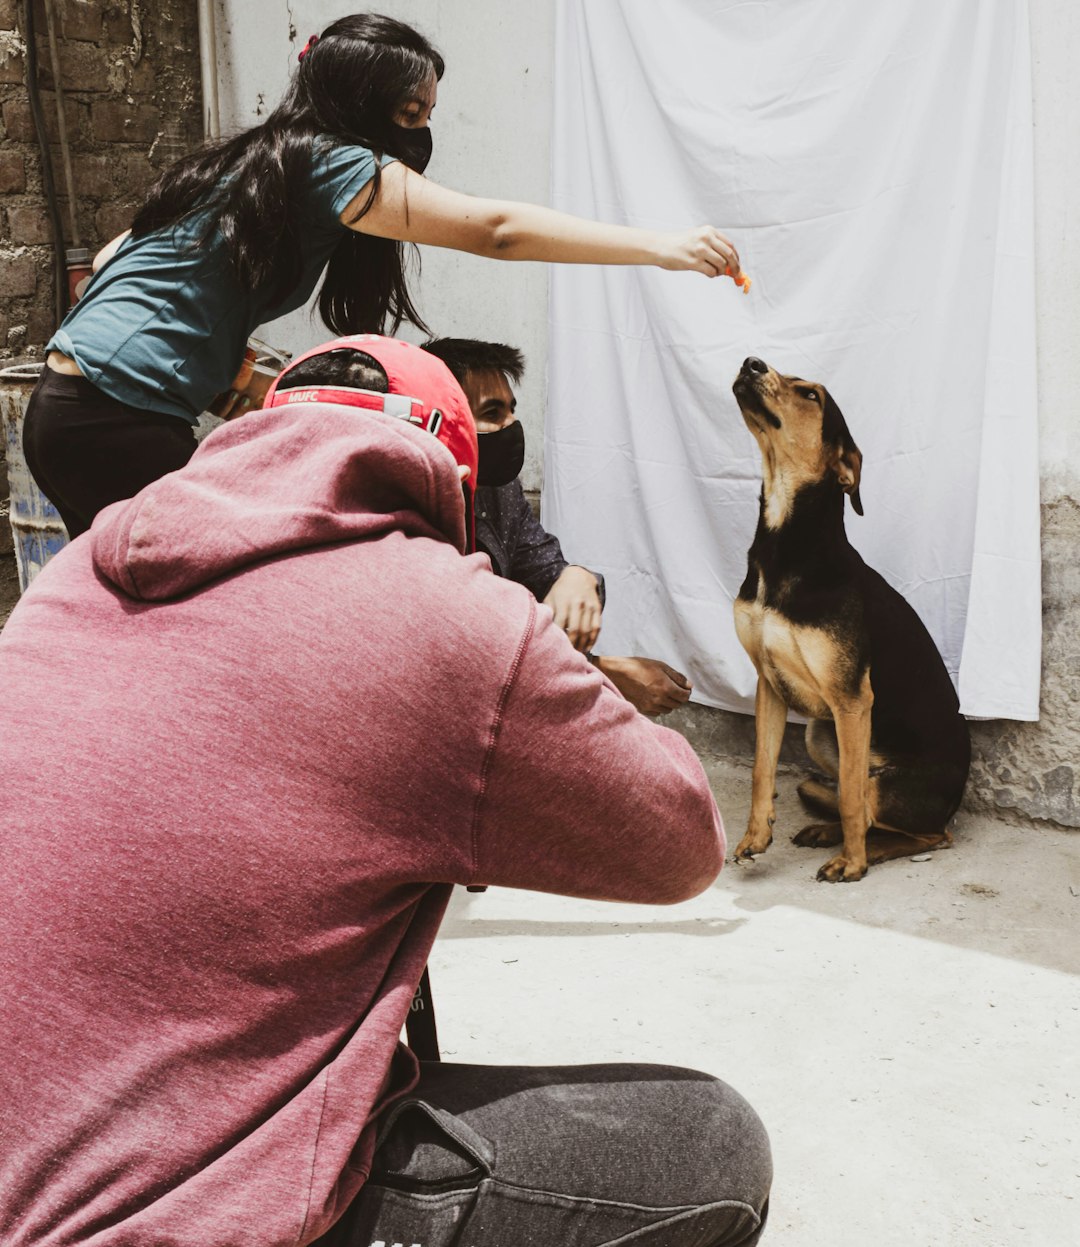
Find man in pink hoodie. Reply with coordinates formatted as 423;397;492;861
0;336;770;1247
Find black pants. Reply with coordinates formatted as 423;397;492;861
22;368;197;539
315;1062;772;1247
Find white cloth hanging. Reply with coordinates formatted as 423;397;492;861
547;0;1040;720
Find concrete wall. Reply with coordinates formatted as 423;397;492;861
963;0;1080;826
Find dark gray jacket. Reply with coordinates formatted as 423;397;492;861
474;481;605;605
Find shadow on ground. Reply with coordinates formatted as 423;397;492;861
440;755;1079;979
702;755;1080;978
437;915;748;940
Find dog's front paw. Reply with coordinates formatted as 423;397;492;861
734;830;773;861
816;853;868;883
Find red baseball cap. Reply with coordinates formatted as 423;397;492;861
265;335;480;514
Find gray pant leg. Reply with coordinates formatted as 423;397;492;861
322;1061;771;1247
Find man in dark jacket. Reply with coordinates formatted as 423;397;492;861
424;336;694;717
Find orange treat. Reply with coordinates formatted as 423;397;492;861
725;265;752;294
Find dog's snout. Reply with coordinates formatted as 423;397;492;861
744;357;769;376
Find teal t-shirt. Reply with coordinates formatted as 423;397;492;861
47;142;383;424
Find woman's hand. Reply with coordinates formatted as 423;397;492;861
656;226;741;279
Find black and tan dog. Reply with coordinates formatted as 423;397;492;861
730;356;970;881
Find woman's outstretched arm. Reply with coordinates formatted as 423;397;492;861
343;160;742;279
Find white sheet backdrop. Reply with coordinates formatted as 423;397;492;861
546;0;1040;720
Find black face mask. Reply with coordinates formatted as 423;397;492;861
477;420;525;487
391;124;433;174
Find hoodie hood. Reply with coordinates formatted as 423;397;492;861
92;401;469;602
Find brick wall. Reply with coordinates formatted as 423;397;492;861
0;0;202;358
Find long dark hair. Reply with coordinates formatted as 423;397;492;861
131;13;444;335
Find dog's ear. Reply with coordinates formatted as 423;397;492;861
822;392;864;516
836;444;863;515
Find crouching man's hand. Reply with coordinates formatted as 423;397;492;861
595;656;692;717
543;565;602;652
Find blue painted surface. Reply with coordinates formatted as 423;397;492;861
13;528;70;590
1;366;69;593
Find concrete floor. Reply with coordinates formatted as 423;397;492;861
430;755;1080;1246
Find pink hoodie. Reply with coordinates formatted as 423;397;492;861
0;402;724;1246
